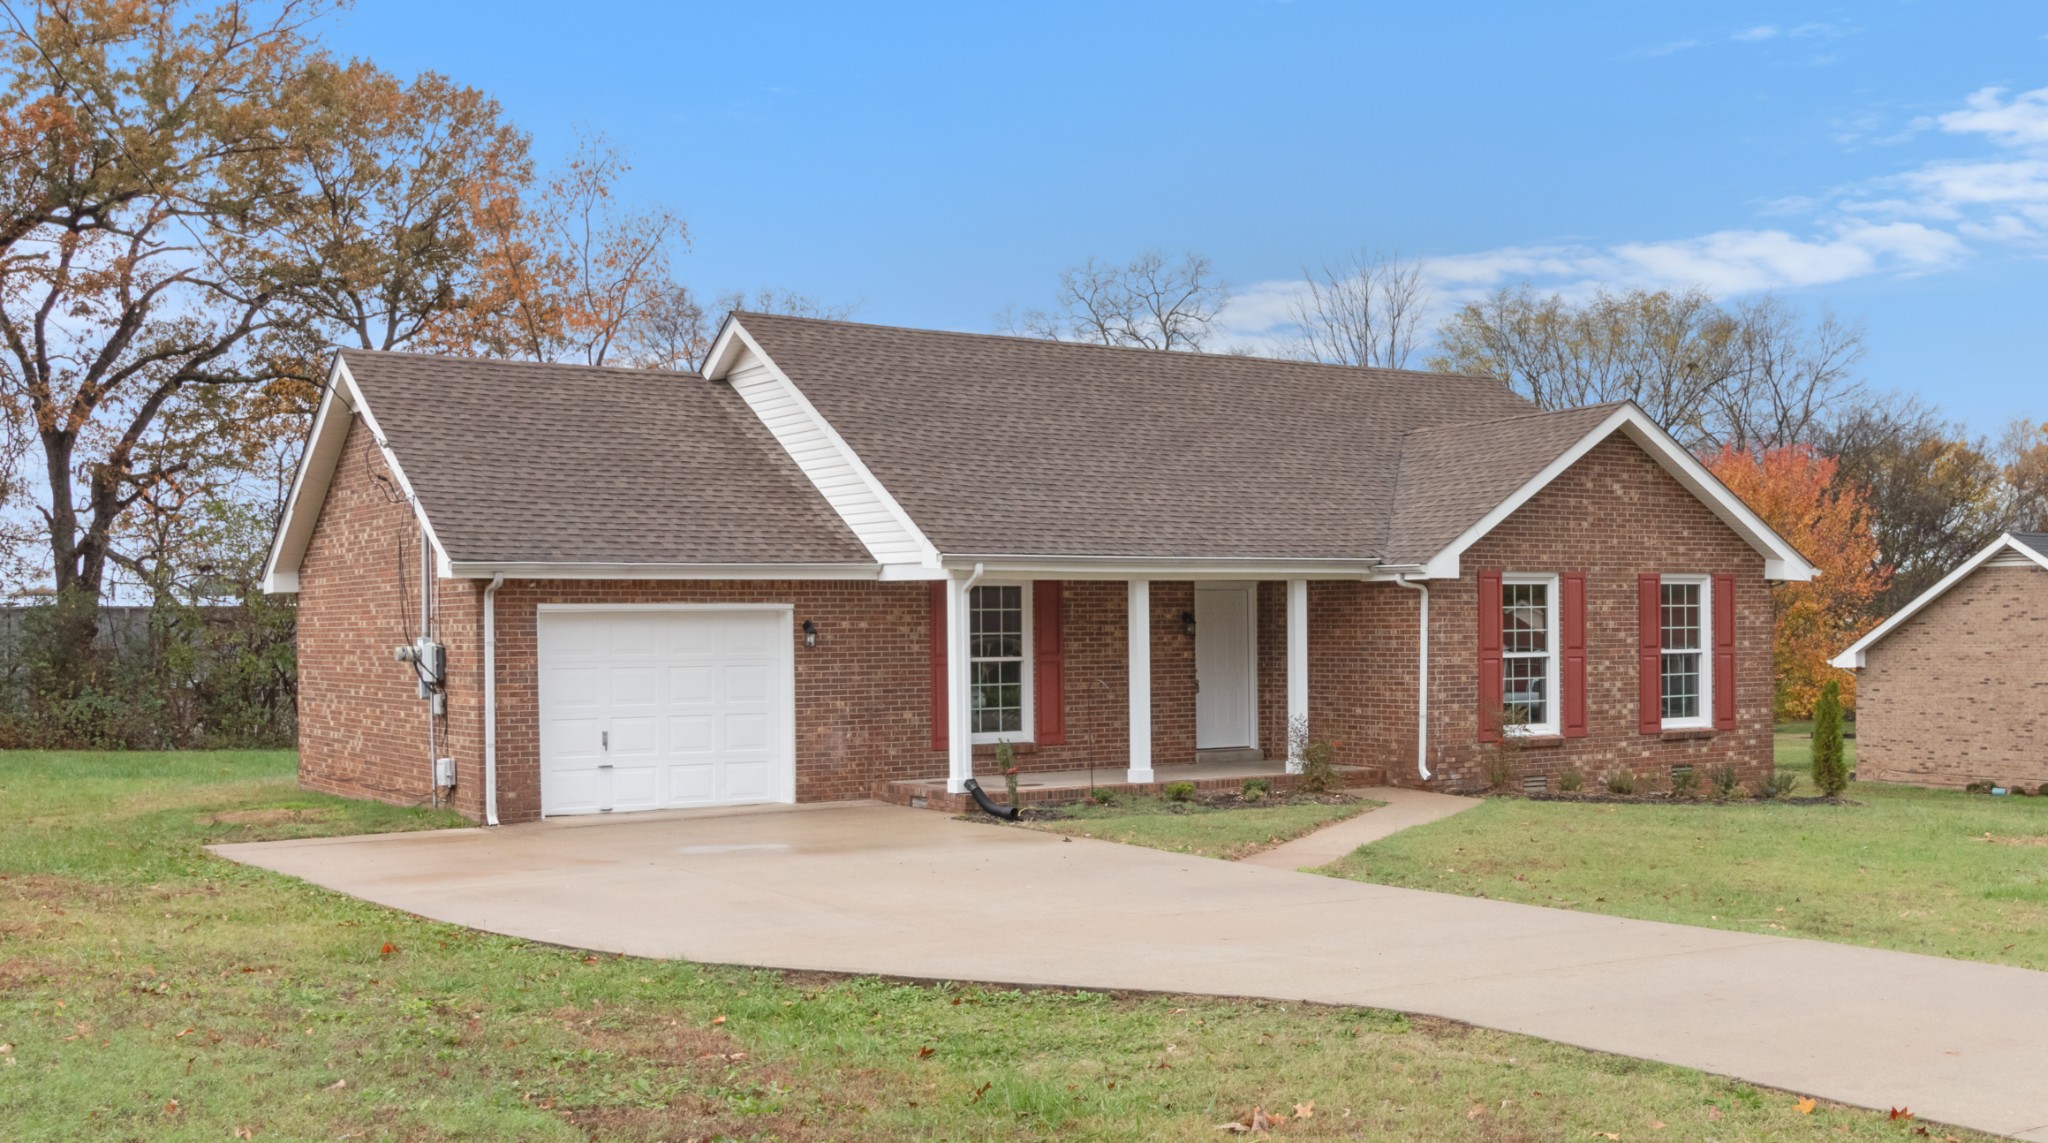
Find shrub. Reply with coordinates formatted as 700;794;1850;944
1558;767;1584;793
2038;783;2048;797
995;740;1019;805
1241;778;1271;802
1811;679;1849;797
1298;738;1343;795
1754;771;1799;800
1670;765;1700;798
1605;770;1636;796
1709;765;1740;801
1162;781;1196;803
1088;787;1116;806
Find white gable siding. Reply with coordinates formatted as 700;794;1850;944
723;348;931;564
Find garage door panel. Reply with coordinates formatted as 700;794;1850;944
609;765;660;810
669;714;715;754
538;609;791;817
668;763;716;804
668;665;717;704
722;759;772;801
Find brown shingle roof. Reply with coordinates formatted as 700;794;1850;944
1384;403;1627;566
735;313;1606;562
340;350;870;566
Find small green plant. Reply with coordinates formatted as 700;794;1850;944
1753;771;1799;800
1669;765;1700;799
1088;787;1117;806
1241;778;1271;803
1482;705;1528;792
1605;770;1636;796
1810;679;1849;797
996;740;1019;806
1162;781;1196;802
1289;714;1344;794
1557;767;1584;793
1709;765;1740;801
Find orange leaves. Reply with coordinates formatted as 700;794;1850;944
915;1045;936;1059
1215;1101;1315;1133
1705;444;1889;718
378;942;397;957
1794;1096;1817;1115
1890;1107;1915;1120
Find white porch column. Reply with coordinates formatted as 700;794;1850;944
1127;578;1153;784
945;574;974;793
1286;578;1309;773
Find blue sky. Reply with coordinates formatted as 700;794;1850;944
325;2;2048;434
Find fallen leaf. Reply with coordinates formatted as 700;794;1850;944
1794;1096;1816;1115
1707;1106;1723;1121
234;1129;254;1140
916;1045;935;1059
378;943;396;956
1890;1107;1915;1121
174;1027;196;1039
163;1099;180;1117
326;1079;347;1091
970;1081;991;1104
710;1015;726;1026
1293;1101;1314;1119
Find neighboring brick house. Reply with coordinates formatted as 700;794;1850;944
1831;532;2048;791
264;314;1814;824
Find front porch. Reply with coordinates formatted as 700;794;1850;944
884;754;1389;814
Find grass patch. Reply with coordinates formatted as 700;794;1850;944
0;751;2004;1140
1325;761;2048;970
1019;795;1370;860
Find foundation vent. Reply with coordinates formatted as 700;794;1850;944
1522;774;1548;795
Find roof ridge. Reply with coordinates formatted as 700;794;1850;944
733;309;1501;387
340;346;703;381
1399;400;1627;438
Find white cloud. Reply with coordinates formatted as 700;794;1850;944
1731;24;1779;42
1935;86;2048;149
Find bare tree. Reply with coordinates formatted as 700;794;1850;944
1431;285;1865;452
619;286;854;373
1002;249;1227;351
1287;249;1429;369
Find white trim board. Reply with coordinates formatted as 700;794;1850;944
1831;532;2048;669
452;562;880;581
1419;404;1817;584
262;355;451;593
703;317;938;568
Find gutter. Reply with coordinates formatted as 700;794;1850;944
1392;576;1431;781
483;572;506;826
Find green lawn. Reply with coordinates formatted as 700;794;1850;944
1019;795;1372;859
1325;739;2048;970
0;751;2000;1141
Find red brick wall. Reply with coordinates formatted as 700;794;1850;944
1856;563;2048;790
1408;434;1774;791
296;418;487;817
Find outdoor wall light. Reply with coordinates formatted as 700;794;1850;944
1181;611;1196;637
802;619;818;648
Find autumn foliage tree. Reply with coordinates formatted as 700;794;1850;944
1706;444;1889;717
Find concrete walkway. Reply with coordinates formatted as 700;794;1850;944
214;803;2048;1141
1241;786;1479;870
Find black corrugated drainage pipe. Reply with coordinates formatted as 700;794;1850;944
963;778;1020;821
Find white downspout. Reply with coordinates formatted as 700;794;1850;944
1393;576;1431;781
482;572;506;826
945;562;986;794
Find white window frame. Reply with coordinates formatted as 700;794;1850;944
1659;574;1713;731
968;582;1035;745
1501;573;1561;737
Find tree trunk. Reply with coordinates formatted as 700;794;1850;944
38;427;105;699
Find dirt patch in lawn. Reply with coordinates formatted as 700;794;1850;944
0;956;55;990
0;871;111;906
550;1008;843;1142
200;807;338;827
1980;833;2048;846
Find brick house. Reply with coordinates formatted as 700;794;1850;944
263;313;1814;823
1831;531;2048;790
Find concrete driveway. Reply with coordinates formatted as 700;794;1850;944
214;802;2048;1141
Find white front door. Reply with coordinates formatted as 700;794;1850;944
1194;585;1257;749
537;607;794;816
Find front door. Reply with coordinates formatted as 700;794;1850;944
1194;585;1257;749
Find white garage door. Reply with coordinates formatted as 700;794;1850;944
537;607;794;816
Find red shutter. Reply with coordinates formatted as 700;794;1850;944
1561;572;1588;738
928;581;948;751
1638;574;1662;734
1033;580;1066;745
1477;569;1503;742
1712;572;1737;730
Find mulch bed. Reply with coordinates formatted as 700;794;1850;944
960;790;1359;823
1455;789;1857;807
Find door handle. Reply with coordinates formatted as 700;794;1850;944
599;763;614;771
601;730;608;751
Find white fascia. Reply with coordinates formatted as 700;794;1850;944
701;315;942;569
1419;404;1818;584
1830;533;2048;669
446;561;881;581
261;355;453;592
931;555;1384;581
